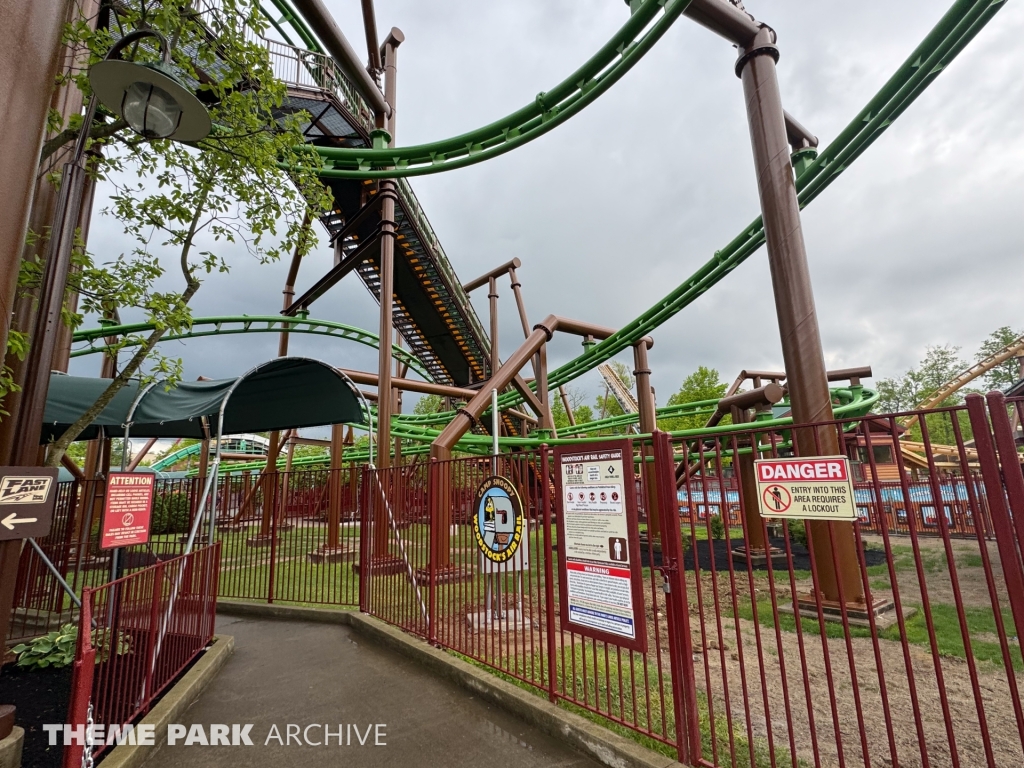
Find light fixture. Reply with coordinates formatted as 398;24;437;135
88;29;211;143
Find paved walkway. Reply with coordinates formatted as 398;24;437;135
146;614;603;768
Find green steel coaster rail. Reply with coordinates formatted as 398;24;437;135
70;315;434;382
384;0;1004;426
301;0;690;178
252;0;997;424
198;385;879;474
91;0;997;471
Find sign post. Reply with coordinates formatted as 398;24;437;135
554;440;647;652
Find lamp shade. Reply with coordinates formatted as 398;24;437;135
89;59;212;142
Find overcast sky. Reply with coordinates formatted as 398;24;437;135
72;0;1024;417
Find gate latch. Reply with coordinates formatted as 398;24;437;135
656;558;679;594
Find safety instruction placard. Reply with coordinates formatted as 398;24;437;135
100;473;156;549
555;440;647;653
754;457;856;521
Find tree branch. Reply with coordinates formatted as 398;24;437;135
40;117;129;163
44;192;209;467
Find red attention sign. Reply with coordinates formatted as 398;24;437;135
101;473;156;549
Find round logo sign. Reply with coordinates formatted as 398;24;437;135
473;476;524;563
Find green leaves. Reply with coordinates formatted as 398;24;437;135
11;624;79;670
659;366;728;433
40;1;333;463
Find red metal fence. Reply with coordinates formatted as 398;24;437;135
359;394;1024;768
63;544;220;767
11;393;1024;767
7;467;362;643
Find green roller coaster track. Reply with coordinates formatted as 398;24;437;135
71;315;433;382
74;0;1002;471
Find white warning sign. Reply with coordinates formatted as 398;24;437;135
754;457;856;521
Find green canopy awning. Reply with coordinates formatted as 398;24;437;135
42;357;366;443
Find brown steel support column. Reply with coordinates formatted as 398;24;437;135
633;339;660;542
488;276;500;378
328;424;344;548
0;0;69;386
0;0;68;687
737;28;862;603
536;343;553;431
508;264;542;384
374;30;403;470
257;432;282;536
360;0;383;74
731;405;767;552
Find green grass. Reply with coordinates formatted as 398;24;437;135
864;543;948;577
457;644;803;768
729;597;1023;672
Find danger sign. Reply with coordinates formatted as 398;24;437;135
754;457;856;521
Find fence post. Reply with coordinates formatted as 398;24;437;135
143;562;163;704
209;542;221;639
986;392;1024;562
965;394;1024;647
359;466;370;613
653;431;700;766
540;445;558;703
62;591;97;768
427;459;438;644
267;474;278;604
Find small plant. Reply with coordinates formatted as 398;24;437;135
786;518;808;549
10;625;78;669
10;625;133;670
151;492;192;535
709;514;726;540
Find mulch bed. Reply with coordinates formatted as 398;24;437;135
640;537;888;573
0;664;71;768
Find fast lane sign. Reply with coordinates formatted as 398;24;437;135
754;457;856;521
0;467;59;541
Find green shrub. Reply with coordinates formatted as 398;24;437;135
10;625;77;669
11;625;133;670
709;514;725;540
151;492;191;535
787;518;808;549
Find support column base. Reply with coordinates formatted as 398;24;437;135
0;725;24;768
780;592;914;630
466;607;529;631
731;544;785;565
306;544;357;564
246;534;273;548
414;564;474;585
353;555;408;576
638;534;662;554
68;553;109;571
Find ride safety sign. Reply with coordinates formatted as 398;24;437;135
753;457;857;521
100;473;156;549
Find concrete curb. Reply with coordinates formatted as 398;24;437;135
100;635;235;768
217;601;679;768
